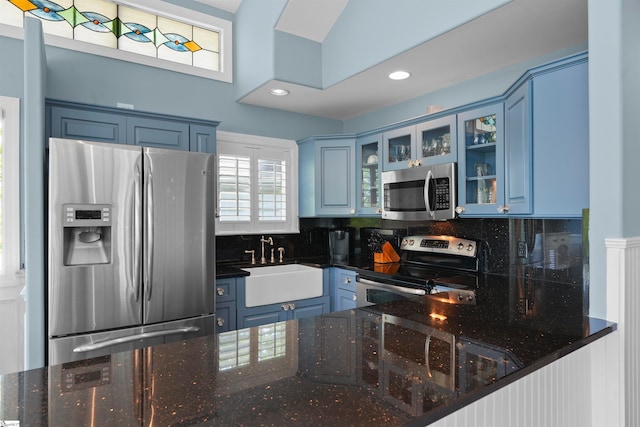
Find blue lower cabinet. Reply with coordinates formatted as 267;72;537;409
335;287;357;311
237;296;330;329
215;301;236;333
330;267;357;312
215;277;238;333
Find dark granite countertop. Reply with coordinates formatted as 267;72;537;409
0;280;614;426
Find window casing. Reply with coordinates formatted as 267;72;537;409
216;132;299;235
0;0;233;82
0;96;20;283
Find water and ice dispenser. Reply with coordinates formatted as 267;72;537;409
62;204;112;266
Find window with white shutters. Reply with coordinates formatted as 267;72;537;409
216;132;298;235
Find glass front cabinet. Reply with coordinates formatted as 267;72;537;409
456;103;505;216
356;133;381;215
382;115;457;171
382;125;415;171
415;115;457;166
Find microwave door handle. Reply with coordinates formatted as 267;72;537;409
424;170;435;219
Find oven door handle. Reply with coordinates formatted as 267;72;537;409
357;277;427;296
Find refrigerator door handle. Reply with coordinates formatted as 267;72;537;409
145;163;154;302
72;326;201;353
133;162;142;302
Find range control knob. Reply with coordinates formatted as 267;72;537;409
457;243;464;250
467;244;474;252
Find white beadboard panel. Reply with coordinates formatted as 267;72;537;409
429;320;619;427
606;237;640;427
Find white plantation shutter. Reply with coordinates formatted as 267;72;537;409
218;154;251;222
216;132;298;235
258;157;286;222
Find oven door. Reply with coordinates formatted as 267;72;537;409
355;277;426;308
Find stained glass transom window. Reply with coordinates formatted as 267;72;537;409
0;0;221;72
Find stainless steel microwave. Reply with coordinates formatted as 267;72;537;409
381;163;457;221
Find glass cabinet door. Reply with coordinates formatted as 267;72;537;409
382;125;415;171
457;104;504;215
416;115;457;165
356;134;381;215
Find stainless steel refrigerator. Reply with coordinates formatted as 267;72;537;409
47;138;216;365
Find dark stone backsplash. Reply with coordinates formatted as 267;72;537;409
216;215;587;285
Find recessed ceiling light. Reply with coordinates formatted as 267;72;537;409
270;88;289;96
388;71;411;80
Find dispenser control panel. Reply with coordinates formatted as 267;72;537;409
63;204;112;227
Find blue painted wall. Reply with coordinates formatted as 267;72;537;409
322;0;510;88
23;17;46;370
587;0;640;319
274;31;323;89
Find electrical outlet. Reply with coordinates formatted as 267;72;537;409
517;241;527;258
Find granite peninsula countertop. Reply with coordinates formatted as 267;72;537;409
0;273;614;427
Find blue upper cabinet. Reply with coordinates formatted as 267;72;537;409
46;101;219;153
355;133;382;215
528;58;588;217
382;114;457;171
50;106;126;144
298;135;357;217
127;116;189;150
456;103;505;216
381;125;416;171
189;124;217;154
415;114;457;166
504;81;532;215
456;54;588;218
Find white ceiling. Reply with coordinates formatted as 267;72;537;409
203;0;588;121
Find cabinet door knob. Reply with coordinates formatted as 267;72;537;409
343;277;351;284
352;294;357;301
281;303;289;311
217;287;225;296
455;206;465;214
217;317;225;327
498;205;510;214
289;303;296;310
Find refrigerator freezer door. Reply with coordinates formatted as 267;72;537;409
48;314;216;364
143;148;215;324
48;138;142;338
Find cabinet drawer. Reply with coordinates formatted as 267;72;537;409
336;270;356;291
215;278;237;303
215;301;237;333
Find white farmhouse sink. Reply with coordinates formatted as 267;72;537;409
242;264;323;307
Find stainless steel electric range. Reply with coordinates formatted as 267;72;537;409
356;235;481;308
